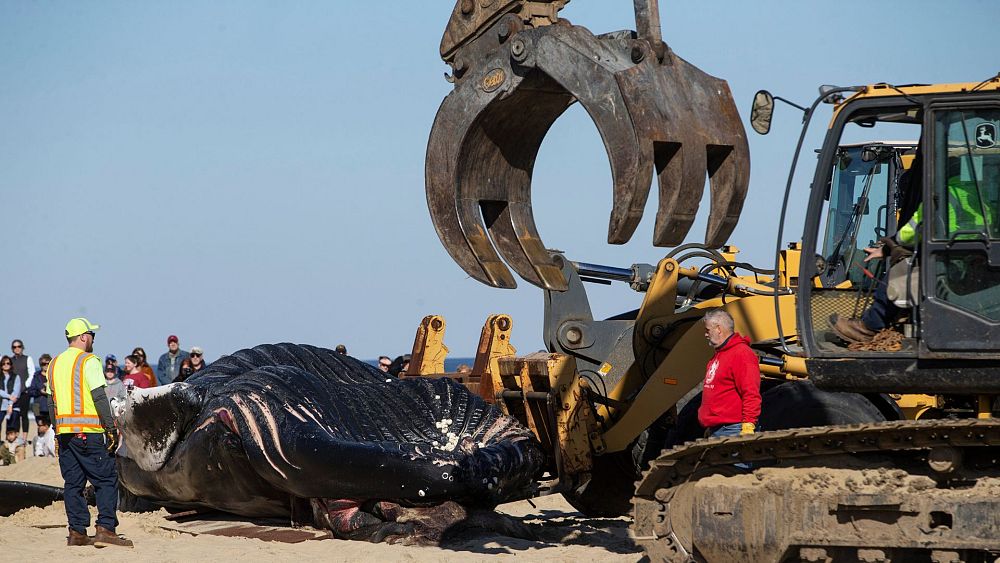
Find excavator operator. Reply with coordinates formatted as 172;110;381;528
832;153;987;343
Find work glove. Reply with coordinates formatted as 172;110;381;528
740;423;755;435
104;429;119;456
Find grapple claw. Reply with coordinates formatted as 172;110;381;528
426;3;749;289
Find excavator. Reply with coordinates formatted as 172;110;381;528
418;1;1000;560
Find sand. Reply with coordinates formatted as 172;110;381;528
0;456;643;561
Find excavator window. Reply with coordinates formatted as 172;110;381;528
821;144;894;287
928;109;1000;320
931;110;1000;241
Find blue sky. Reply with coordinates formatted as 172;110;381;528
2;1;997;362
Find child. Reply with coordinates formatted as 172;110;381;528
34;415;56;457
2;428;25;464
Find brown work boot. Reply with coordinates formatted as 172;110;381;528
830;314;876;344
93;526;134;548
67;528;94;546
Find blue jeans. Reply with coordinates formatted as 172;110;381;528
862;278;898;331
708;423;751;470
58;433;119;533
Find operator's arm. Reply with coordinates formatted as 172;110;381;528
735;349;761;432
895;203;922;247
83;356;114;430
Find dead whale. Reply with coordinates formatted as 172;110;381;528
113;343;544;542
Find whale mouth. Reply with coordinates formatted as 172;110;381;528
217;408;239;434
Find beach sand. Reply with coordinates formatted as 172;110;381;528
0;456;643;562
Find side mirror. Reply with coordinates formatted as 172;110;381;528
750;90;775;135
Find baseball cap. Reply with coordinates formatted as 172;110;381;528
65;318;100;338
167;335;179;344
190;346;203;355
105;354;117;362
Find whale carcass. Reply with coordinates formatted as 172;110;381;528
113;343;544;542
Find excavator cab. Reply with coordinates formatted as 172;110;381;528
790;82;1000;393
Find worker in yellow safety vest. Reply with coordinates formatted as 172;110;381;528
833;161;988;343
46;318;134;548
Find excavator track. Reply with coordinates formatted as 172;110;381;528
632;419;1000;562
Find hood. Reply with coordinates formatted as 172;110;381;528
717;332;751;353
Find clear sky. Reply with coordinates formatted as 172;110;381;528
2;1;998;363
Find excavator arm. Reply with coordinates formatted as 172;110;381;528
426;0;750;290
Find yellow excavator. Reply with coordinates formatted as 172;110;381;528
417;1;1000;560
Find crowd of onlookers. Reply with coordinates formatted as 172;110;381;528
0;335;207;465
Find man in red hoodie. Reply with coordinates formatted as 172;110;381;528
697;309;761;443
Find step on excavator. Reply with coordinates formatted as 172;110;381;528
419;1;1000;560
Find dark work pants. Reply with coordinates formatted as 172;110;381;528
16;395;30;432
58;433;118;533
862;280;899;331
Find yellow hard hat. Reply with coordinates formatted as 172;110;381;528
65;317;100;338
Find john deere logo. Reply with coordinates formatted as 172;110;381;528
482;68;506;92
976;123;997;148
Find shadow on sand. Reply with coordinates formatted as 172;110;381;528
439;507;643;557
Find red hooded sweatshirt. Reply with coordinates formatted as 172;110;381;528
697;333;761;428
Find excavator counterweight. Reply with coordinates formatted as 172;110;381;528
426;0;750;290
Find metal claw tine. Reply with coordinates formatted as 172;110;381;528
457;198;519;288
499;201;567;290
705;145;750;247
651;137;707;247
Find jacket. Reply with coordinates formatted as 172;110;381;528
896;176;986;245
157;350;190;385
1;372;21;412
697;333;762;428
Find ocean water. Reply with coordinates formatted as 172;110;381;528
443;357;476;372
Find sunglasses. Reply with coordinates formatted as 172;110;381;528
379;362;391;368
12;345;22;350
191;352;202;357
1;362;11;367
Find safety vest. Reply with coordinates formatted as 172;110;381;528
896;177;987;246
49;348;103;434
